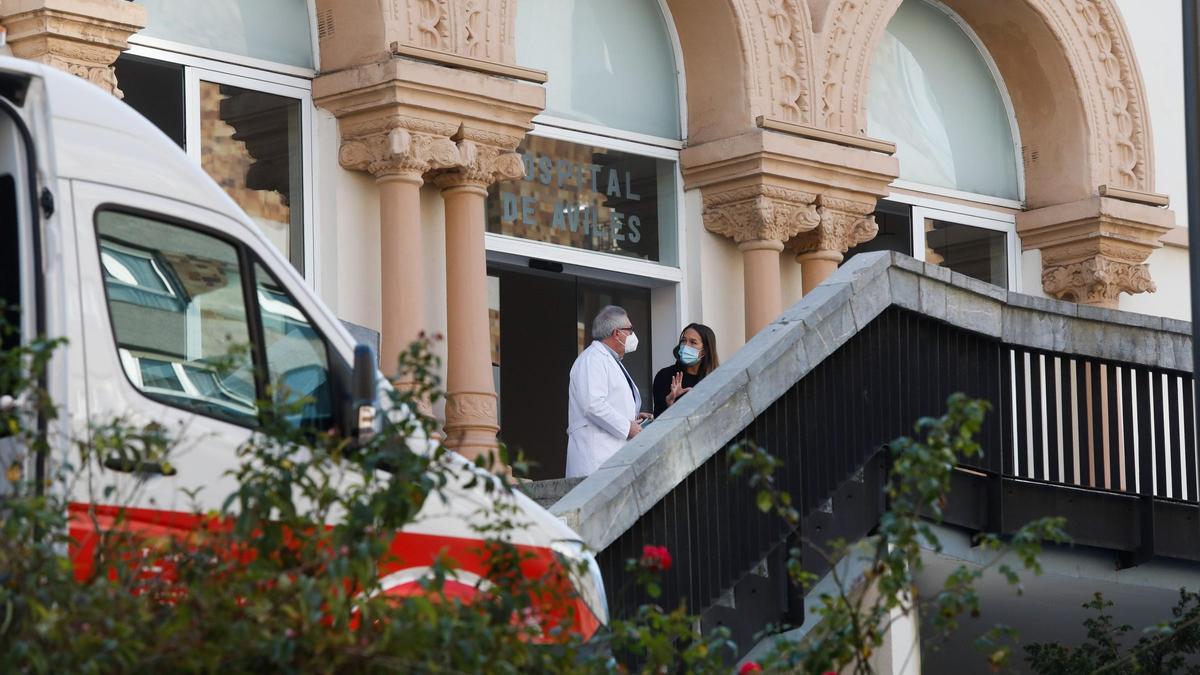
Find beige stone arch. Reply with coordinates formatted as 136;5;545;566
815;0;1172;308
665;0;818;142
817;0;1152;206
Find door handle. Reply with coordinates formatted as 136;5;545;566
103;456;177;476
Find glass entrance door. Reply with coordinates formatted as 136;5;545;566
488;265;651;480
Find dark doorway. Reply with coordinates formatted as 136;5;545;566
490;265;652;480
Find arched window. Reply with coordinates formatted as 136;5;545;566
849;0;1020;292
867;0;1020;201
516;0;682;141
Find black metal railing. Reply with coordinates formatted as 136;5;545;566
1006;347;1196;501
597;307;1195;626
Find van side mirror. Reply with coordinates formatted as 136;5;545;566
349;344;377;444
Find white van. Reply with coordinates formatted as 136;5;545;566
0;56;605;636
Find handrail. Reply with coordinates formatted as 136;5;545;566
550;251;1195;624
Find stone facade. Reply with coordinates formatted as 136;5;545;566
0;0;145;98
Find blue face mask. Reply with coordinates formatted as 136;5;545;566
678;344;701;366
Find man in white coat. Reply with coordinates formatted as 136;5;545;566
565;305;652;478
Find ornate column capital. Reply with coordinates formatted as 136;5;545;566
789;196;879;262
1041;257;1156;308
1;0;146;98
430;136;526;190
683;127;895;258
339;126;461;179
1017;192;1174;308
316;52;543;186
702;184;821;244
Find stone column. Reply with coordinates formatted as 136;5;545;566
337;128;461;377
702;185;821;337
434;142;525;461
739;240;786;336
377;172;426;372
791;196;879;294
1017;190;1174;309
1;0;146;98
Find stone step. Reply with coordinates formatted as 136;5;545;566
518;477;584;510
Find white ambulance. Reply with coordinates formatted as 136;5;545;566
0;56;605;637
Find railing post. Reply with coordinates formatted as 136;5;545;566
1122;368;1157;569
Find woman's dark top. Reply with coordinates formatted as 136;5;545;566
652;364;703;417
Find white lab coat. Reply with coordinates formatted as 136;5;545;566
565;341;641;478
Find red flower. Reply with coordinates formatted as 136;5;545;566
639;545;672;572
738;663;763;674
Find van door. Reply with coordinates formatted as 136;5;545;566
0;71;72;500
71;181;346;514
71;183;255;512
0;90;30;498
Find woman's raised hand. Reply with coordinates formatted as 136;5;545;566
666;371;692;407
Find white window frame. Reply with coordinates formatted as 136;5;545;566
886;191;1020;292
122;43;318;290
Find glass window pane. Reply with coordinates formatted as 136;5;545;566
201;81;304;273
254;263;332;430
516;0;681;139
844;199;913;263
486;135;678;264
867;0;1019;200
113;55;185;148
925;219;1007;287
97;211;258;425
137;0;314;69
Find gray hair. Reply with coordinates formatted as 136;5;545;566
592;305;629;340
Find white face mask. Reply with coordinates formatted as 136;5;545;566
623;331;639;354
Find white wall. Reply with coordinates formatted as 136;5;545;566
692;186;746;360
1122;244;1191;318
1113;0;1191;320
310;108;383;333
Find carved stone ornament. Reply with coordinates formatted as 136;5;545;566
1042;257;1155;307
406;0;515;64
1017;195;1173;307
431;138;525;188
443;390;499;429
1;0;147;99
702;185;821;243
789;196;879;256
442;390;501;456
764;0;814;123
338;127;461;178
